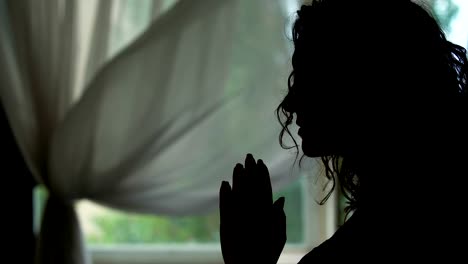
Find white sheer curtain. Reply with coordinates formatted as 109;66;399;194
0;0;300;263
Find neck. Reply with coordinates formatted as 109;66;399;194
356;152;425;213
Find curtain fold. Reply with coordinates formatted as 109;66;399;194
36;196;90;264
0;0;300;263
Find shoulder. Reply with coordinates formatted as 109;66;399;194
296;210;369;264
297;239;337;264
297;234;358;263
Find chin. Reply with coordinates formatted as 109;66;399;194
301;143;322;158
301;139;336;158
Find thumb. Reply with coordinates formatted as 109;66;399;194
219;181;233;264
272;197;285;211
272;197;287;263
220;181;232;217
272;197;286;234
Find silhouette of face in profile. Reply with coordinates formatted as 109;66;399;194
282;19;358;158
277;1;463;159
274;0;467;218
288;48;346;158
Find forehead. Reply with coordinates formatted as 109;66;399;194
293;35;350;66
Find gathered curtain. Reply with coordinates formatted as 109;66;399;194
0;0;301;263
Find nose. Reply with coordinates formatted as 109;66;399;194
281;92;296;114
296;116;305;128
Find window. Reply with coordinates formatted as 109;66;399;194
34;167;337;264
34;1;468;264
34;0;338;263
433;0;468;49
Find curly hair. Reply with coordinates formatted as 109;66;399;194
276;0;468;214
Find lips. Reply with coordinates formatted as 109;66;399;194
298;128;304;137
296;120;305;128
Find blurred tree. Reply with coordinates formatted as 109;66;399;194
427;0;459;33
85;178;303;244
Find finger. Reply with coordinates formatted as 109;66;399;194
245;153;256;172
245;154;262;207
257;159;273;205
245;153;261;194
272;197;287;264
231;163;244;195
219;181;232;234
272;197;286;236
219;181;233;264
219;181;232;221
219;181;233;233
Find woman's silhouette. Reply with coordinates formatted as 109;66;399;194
220;0;467;263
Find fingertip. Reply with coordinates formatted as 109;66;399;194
245;153;255;165
222;180;231;188
274;196;285;209
257;159;270;176
279;196;285;208
233;164;243;177
220;181;231;193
